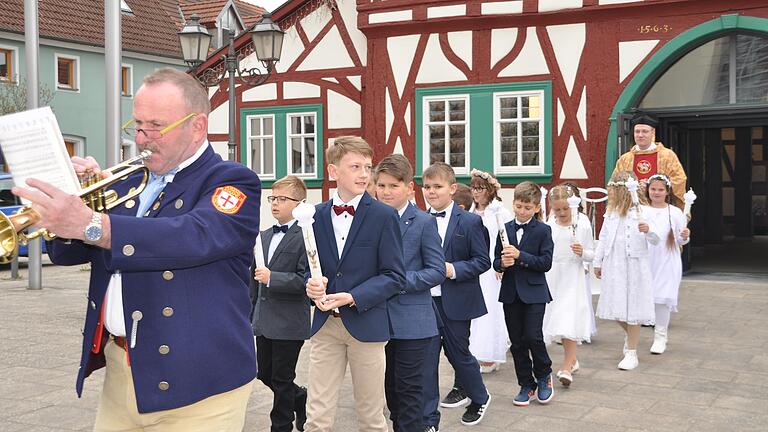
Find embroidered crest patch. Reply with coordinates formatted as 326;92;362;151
212;186;247;214
636;159;652;175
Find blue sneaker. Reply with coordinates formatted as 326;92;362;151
512;385;537;406
536;374;554;404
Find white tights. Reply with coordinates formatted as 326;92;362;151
655;304;671;330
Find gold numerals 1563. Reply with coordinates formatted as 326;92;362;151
638;24;670;34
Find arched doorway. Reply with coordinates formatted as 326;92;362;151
607;14;768;273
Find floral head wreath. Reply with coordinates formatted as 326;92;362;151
607;180;627;188
647;173;672;187
470;169;501;191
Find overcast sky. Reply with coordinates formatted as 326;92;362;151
242;0;286;13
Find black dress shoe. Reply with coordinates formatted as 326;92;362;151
295;386;307;431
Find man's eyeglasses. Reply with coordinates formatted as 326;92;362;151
122;113;198;139
267;195;302;204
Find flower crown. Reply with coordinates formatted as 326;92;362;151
470;169;501;191
647;173;671;187
607;181;627;187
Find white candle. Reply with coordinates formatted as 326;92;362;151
626;176;644;222
567;193;581;239
292;202;323;279
683;187;697;226
253;234;265;268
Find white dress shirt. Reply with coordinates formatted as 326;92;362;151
514;217;533;244
429;201;455;297
331;191;363;259
103;142;210;337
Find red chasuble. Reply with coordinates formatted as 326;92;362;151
633;152;658;180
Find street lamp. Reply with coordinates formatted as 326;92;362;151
178;13;284;162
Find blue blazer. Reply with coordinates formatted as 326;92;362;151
387;203;444;340
310;192;406;342
48;146;260;413
439;206;491;321
493;217;554;304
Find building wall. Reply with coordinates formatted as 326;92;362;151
0;32;185;166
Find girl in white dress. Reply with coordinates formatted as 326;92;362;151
643;174;690;354
468;169;512;373
543;185;595;386
594;171;659;370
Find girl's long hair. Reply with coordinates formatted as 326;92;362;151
607;171;633;217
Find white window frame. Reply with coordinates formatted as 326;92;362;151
0;44;19;84
55;53;80;92
493;90;546;175
286;112;318;178
121;63;133;97
62;135;85;157
421;94;471;175
246;114;276;180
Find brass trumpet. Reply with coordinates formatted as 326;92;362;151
0;150;152;263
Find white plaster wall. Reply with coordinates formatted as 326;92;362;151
546;23;586;95
619;40;659;82
448;31;473;69
416;34;467;84
284;82;321;99
557;99;565;135
327;90;361;129
481;1;523;15
491;28;518;69
275;26;305;73
211;141;229;159
538;0;583;12
337;0;367;65
427;4;466;19
388;34;421;97
208;101;229;134
242;83;277;102
577;88;587;139
298;26;355;71
369;10;413;24
560;136;588;179
348;75;362;90
599;0;642;4
499;27;549;77
300;3;332;42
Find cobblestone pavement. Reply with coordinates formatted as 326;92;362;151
1;262;767;431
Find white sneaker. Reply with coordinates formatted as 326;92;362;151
618;350;639;370
480;362;500;374
571;359;580;373
650;328;668;354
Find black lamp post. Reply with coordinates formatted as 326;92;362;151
178;13;284;162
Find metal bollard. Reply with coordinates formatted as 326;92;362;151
10;255;20;280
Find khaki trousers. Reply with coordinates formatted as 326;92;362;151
93;338;253;432
304;316;388;432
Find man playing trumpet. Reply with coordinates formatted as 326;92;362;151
13;68;262;431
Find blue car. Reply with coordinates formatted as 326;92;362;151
0;173;47;257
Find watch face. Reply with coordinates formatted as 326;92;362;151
85;226;103;241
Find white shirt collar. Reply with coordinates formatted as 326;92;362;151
165;140;209;182
515;216;533;226
332;191;364;209
397;202;410;218
430;201;455;218
277;219;296;229
633;142;657;152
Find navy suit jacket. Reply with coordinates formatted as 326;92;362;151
493;217;554;304
310;192;406;342
48;146;259;413
439;206;491;321
387;203;444;340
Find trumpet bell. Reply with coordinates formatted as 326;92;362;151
0;213;20;264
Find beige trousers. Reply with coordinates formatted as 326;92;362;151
93;338;254;432
304;316;388;432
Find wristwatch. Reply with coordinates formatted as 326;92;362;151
84;212;103;243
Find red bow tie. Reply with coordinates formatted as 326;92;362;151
333;204;356;216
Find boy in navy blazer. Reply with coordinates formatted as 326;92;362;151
374;155;445;432
250;175;310;432
304;137;406;432
421;162;492;428
494;181;555;406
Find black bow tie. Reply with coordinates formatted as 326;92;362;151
272;224;289;234
430;211;446;218
514;221;530;231
333;204;356;216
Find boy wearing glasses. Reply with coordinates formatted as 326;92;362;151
251;175;311;432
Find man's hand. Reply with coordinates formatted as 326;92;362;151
253;267;271;284
445;262;455;279
320;293;354;311
12;178;93;241
638;222;650;233
71;156;105;179
501;245;517;268
594;268;602;279
306;276;328;303
571;242;583;256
